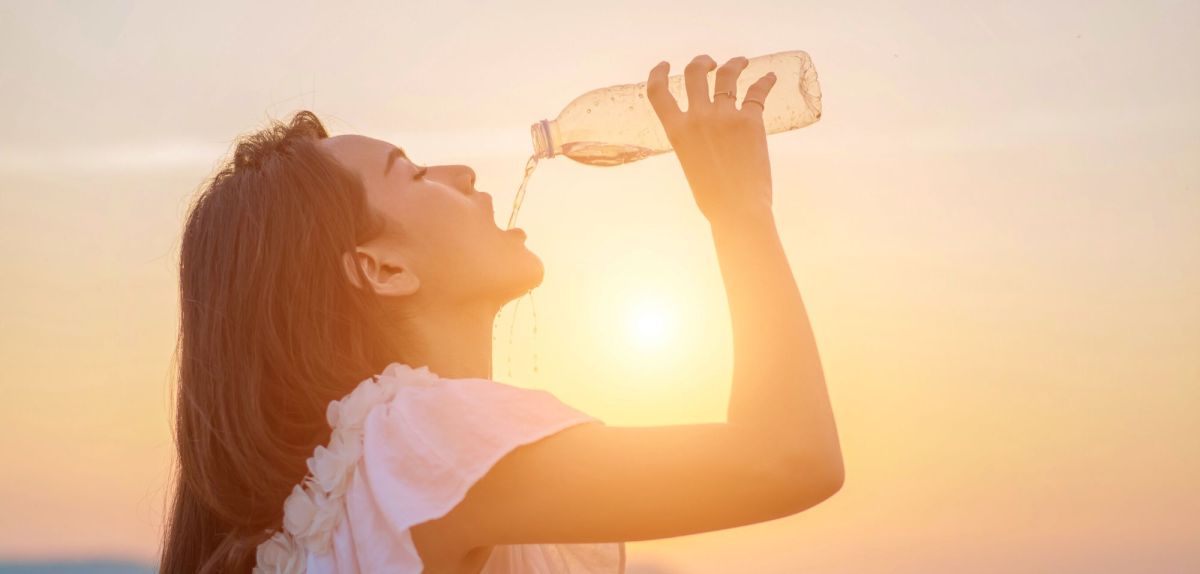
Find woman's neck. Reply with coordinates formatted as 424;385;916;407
392;299;497;381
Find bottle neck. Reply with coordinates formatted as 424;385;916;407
530;119;560;160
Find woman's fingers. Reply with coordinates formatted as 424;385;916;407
740;72;777;115
684;54;717;112
646;61;681;126
644;55;776;224
713;57;748;112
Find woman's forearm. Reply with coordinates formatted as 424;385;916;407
710;207;843;470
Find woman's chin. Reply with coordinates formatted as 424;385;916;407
513;253;545;293
490;252;543;305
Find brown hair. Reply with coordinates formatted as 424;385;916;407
160;111;406;572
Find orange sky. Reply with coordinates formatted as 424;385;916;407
1;0;1197;571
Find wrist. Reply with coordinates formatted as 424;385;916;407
707;202;775;233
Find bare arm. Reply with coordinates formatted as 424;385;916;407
713;208;842;469
420;421;840;549
652;52;842;474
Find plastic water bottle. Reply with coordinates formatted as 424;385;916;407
504;51;821;229
530;50;822;166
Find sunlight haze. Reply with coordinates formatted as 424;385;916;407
0;0;1197;572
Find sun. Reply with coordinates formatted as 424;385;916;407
627;302;673;350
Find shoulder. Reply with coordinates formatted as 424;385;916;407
357;364;601;483
353;366;614;571
361;365;598;457
257;363;602;572
342;364;603;566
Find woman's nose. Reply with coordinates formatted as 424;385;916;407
456;165;476;192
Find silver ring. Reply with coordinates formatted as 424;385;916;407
714;90;736;100
742;97;765;109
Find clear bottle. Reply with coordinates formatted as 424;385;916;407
530;50;822;167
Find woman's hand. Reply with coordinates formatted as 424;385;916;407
646;55;778;226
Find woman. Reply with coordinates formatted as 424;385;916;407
160;54;844;573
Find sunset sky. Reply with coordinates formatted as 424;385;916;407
1;0;1197;572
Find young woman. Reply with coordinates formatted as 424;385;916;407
160;54;844;573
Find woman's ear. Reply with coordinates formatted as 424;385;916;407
341;247;420;297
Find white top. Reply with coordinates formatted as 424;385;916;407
253;363;626;573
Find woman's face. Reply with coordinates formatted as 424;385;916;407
319;134;542;309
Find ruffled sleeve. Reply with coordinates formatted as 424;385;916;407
339;366;604;572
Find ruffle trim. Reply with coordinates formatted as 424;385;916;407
253;363;441;573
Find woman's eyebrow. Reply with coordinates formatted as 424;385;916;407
383;146;408;176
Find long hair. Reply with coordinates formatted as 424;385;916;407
160;111;407;572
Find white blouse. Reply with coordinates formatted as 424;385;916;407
253;362;625;573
